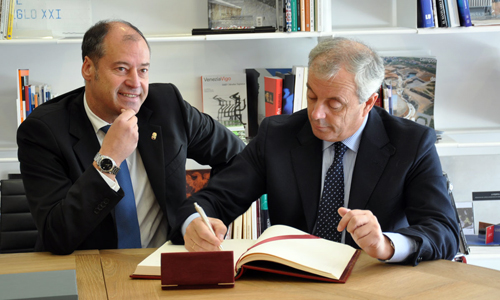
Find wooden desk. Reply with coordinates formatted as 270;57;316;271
100;248;500;300
0;250;107;300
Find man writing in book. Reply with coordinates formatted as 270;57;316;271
16;20;245;255
175;37;459;265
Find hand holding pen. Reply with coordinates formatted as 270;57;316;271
194;202;224;251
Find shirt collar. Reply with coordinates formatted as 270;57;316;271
322;114;369;153
83;92;111;134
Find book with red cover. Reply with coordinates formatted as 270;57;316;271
131;225;359;283
161;251;234;289
264;76;283;117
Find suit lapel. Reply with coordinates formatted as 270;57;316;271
291;122;323;233
136;107;166;213
349;110;395;210
69;91;101;170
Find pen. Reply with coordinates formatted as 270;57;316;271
194;202;224;250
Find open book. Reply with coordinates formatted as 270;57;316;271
131;225;360;283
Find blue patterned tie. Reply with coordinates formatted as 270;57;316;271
315;142;348;242
101;126;141;248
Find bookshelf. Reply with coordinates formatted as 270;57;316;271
1;0;499;175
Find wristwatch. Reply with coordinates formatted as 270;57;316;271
94;153;120;175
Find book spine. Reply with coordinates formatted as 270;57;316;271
291;0;298;31
435;0;449;27
6;0;14;39
259;194;270;234
446;0;461;27
285;0;292;32
264;76;283;117
322;0;332;32
304;0;310;31
418;0;436;28
443;0;451;26
300;0;306;31
309;0;315;31
432;0;439;27
456;0;472;27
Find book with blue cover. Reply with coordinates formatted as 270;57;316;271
418;0;436;28
456;0;472;27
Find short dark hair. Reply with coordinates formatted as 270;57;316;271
81;19;151;64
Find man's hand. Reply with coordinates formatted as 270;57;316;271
337;207;394;260
100;109;139;165
184;217;226;252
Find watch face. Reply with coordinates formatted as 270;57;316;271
100;158;114;171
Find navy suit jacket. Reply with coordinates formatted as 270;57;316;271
175;107;459;265
17;83;245;254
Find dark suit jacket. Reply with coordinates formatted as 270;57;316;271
17;83;245;254
175;107;460;265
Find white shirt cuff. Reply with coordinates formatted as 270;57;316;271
381;232;417;263
97;169;120;191
182;213;201;236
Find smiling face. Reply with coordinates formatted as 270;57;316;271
306;67;377;142
82;23;150;123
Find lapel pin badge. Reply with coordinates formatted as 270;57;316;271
151;132;157;140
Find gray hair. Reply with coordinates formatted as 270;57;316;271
308;37;384;104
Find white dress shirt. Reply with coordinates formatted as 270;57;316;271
84;95;167;248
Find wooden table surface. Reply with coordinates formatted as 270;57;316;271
99;248;500;300
0;250;107;300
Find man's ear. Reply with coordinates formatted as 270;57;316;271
81;56;94;82
362;92;378;117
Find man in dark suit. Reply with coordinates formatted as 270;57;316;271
175;37;459;265
16;20;245;255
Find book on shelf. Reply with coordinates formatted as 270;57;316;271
245;68;292;137
299;0;305;31
291;0;298;31
0;0;15;39
446;0;462;27
417;0;436;28
285;0;292;32
309;0;315;31
17;69;29;124
276;0;285;32
435;0;449;27
292;65;306;113
201;73;248;137
264;76;283;117
304;0;310;31
259;194;271;234
16;69;53;126
276;71;295;115
456;0;473;27
431;0;439;27
381;56;437;128
131;224;360;283
207;0;277;30
456;201;474;235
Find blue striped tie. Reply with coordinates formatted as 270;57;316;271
101;125;141;248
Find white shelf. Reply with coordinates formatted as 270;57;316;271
436;129;500;156
3;25;500;45
465;246;500;272
417;25;500;35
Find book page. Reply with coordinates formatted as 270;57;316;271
133;239;255;276
237;225;356;280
